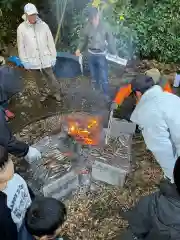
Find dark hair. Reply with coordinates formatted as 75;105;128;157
88;7;98;21
174;157;180;194
25;197;67;237
0;145;8;169
131;75;155;94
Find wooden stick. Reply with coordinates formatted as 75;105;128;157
55;0;68;46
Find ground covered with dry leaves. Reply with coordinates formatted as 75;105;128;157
14;120;163;240
59;135;162;240
10;69;164;240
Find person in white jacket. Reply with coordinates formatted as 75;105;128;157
17;3;62;102
130;74;180;182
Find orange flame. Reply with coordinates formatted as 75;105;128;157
62;113;102;146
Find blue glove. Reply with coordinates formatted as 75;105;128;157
8;56;24;67
51;59;56;67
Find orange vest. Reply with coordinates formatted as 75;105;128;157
114;81;172;105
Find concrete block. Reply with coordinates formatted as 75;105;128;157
92;132;133;186
110;119;136;137
92;160;127;186
43;171;78;200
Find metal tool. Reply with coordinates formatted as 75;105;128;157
105;109;113;145
79;55;83;75
106;53;128;66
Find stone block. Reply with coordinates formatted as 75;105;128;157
110;119;136;137
92;160;127;186
91;132;133;186
43;171;78;200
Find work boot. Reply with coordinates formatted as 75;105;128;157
53;93;61;102
40;95;48;102
39;88;49;102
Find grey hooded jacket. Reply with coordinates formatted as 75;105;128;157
78;21;116;55
120;180;180;240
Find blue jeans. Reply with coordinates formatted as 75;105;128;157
88;53;109;96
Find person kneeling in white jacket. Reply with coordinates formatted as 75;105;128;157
130;74;180;182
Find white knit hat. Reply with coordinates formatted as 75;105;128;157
145;68;161;84
24;3;38;15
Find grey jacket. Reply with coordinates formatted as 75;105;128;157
78;21;116;55
121;180;180;240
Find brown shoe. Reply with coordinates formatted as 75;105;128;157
53;93;61;102
40;95;47;102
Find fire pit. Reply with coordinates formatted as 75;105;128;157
18;112;135;200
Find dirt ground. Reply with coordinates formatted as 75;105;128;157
9;68;164;240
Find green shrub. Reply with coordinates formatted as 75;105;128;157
0;0;38;51
116;0;180;62
2;0;180;63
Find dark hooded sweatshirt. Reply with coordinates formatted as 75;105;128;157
0;65;29;157
120;180;180;240
0;66;33;240
0;181;35;240
0;191;18;240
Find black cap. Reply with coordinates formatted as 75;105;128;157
131;74;154;94
174;157;180;194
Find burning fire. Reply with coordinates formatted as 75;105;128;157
62;113;102;146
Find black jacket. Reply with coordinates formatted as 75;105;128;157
0;191;18;240
0;108;29;157
121;181;180;240
0;65;22;103
0;186;35;240
0;65;28;157
113;93;136;121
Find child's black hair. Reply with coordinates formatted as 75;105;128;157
0;145;9;169
173;157;180;195
25;197;67;237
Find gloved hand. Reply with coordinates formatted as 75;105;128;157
75;49;81;57
51;59;56;67
110;102;118;111
24;146;41;163
23;62;32;70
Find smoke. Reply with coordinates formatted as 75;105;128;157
39;0;138;61
99;2;138;60
39;0;90;45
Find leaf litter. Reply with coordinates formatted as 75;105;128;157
13;116;163;240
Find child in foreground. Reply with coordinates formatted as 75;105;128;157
0;145;33;240
25;197;68;240
120;156;180;240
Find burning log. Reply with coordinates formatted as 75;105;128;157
60;113;103;146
